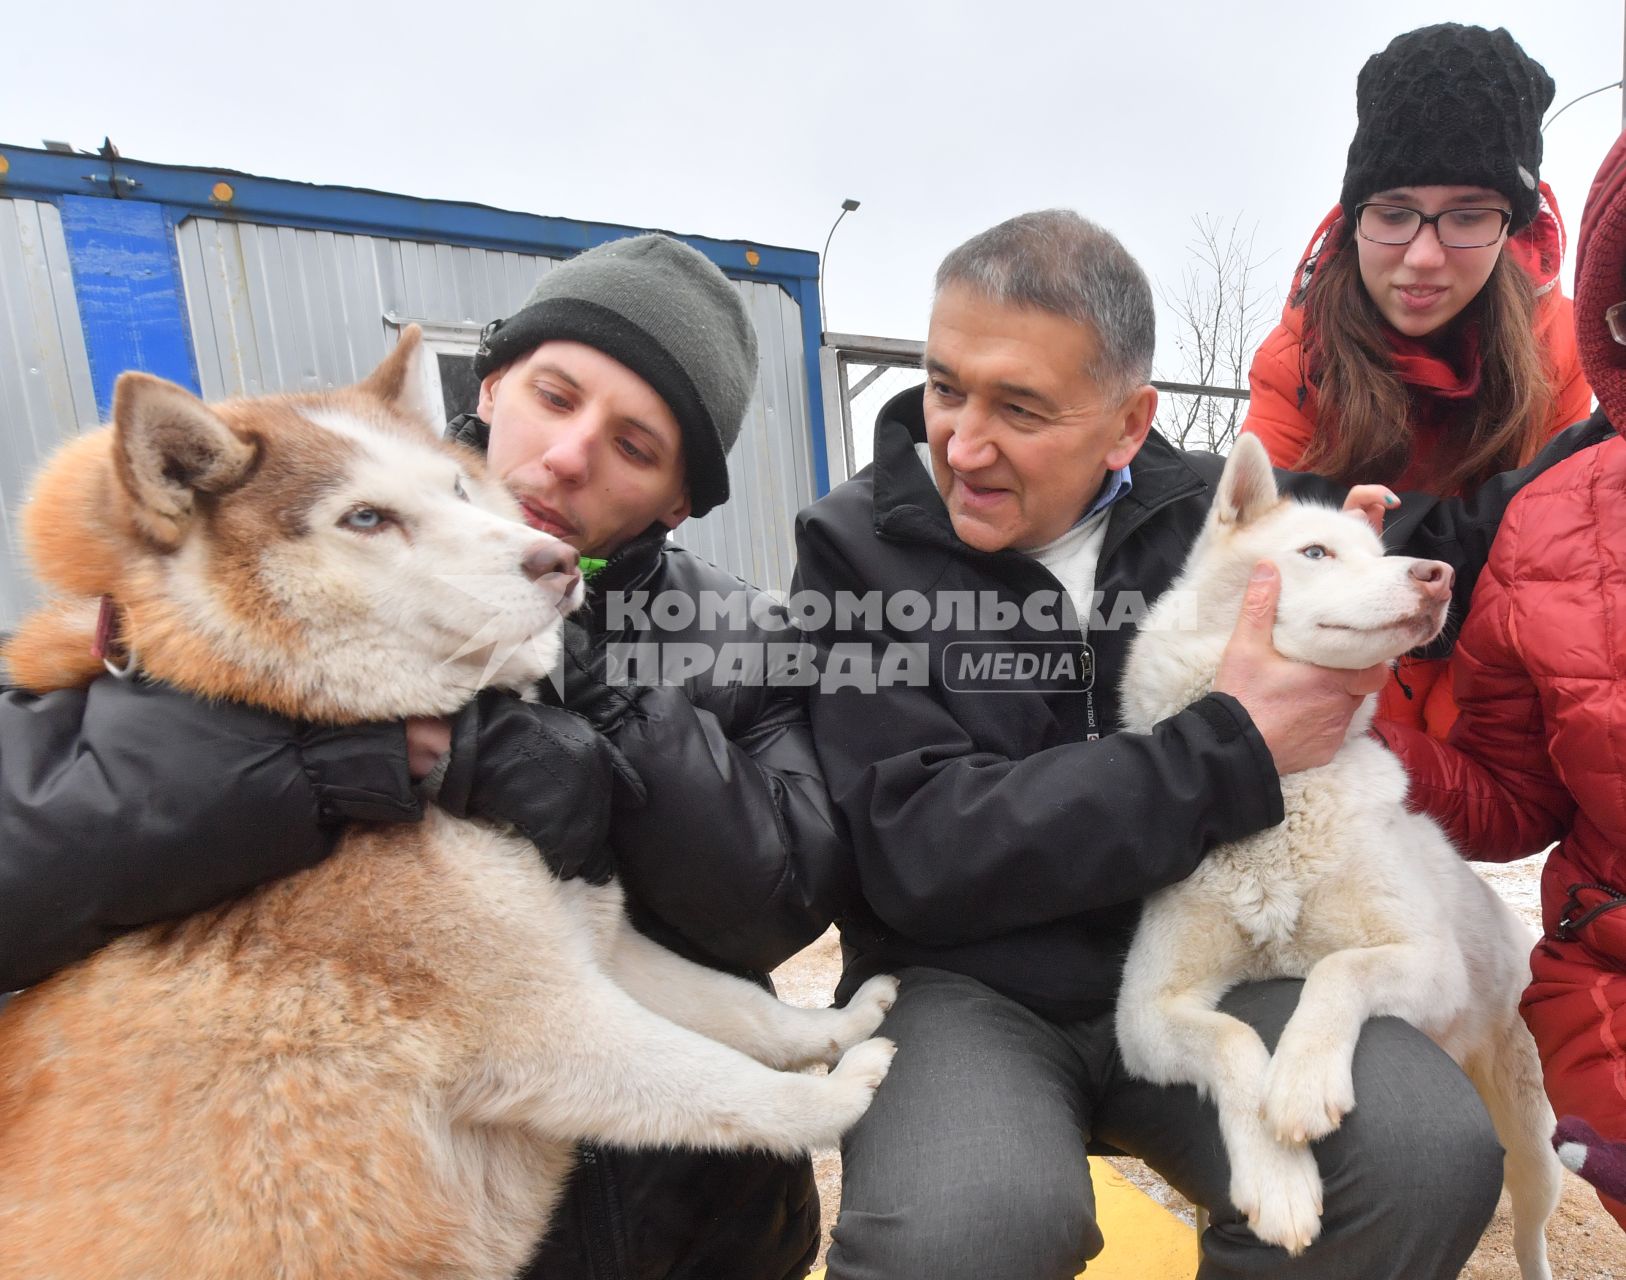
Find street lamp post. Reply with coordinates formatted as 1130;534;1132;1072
819;198;862;337
1544;81;1625;134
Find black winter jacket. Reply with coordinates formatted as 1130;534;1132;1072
510;524;843;1280
0;416;853;1280
564;528;853;976
794;387;1611;1022
0;682;420;991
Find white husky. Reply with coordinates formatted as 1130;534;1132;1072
1115;435;1560;1278
0;329;897;1280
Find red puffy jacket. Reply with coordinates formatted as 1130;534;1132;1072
1377;421;1626;1229
1244;189;1593;741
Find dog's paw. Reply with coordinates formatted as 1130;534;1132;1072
805;975;900;1067
1230;1142;1324;1257
841;975;899;1035
1261;1045;1356;1145
831;1036;896;1089
818;1036;897;1134
794;1037;896;1146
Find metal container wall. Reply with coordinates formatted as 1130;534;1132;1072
0;197;98;629
174;216;814;593
676;279;817;598
176;217;556;396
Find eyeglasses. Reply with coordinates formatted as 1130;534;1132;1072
1354;203;1513;249
1607;301;1626;346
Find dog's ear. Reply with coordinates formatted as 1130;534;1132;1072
358;325;440;438
113;373;258;551
1214;434;1281;529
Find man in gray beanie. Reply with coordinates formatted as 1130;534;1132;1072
0;232;851;1280
467;233;756;519
430;232;852;1278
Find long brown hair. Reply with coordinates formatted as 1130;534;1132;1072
1298;229;1553;493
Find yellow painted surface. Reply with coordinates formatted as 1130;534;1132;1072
807;1157;1198;1279
1081;1157;1199;1278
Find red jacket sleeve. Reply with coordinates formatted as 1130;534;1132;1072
1241;318;1315;469
1374;497;1575;859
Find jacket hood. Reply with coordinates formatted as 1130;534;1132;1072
1575;130;1626;436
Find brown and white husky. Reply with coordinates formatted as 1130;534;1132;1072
0;329;896;1280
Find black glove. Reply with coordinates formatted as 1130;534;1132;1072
435;690;646;884
558;615;649;731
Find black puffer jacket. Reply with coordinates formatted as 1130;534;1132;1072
0;681;421;991
0;417;854;1280
795;387;1611;1022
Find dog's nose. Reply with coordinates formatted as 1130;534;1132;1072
522;540;581;594
1409;559;1454;600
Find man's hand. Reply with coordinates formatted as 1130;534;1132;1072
1213;562;1388;777
405;717;452;781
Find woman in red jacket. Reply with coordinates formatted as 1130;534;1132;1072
1379;130;1626;1232
1243;24;1591;740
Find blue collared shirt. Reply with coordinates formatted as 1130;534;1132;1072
1080;464;1133;523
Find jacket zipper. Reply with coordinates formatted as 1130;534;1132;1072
578;1146;627;1280
1557;882;1626;939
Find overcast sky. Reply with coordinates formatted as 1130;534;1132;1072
4;0;1621;379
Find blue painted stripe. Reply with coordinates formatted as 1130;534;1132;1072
0;146;818;285
58;196;199;414
787;275;831;495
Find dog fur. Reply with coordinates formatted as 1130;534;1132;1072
1115;435;1560;1277
0;330;897;1280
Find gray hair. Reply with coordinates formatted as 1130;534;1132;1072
934;210;1156;398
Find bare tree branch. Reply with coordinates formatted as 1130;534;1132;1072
1154;214;1279;453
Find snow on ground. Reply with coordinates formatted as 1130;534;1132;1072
1475;850;1549;932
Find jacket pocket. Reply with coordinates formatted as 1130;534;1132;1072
1555;882;1626;970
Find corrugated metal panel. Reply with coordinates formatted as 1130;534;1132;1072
666;279;816;595
0;197;98;629
177;218;558;398
175;216;814;593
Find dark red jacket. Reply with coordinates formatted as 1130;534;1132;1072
1377;414;1626;1210
1376;416;1626;892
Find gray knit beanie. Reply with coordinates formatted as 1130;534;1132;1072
474;234;757;517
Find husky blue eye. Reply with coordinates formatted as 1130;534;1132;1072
342;507;385;530
1301;544;1329;560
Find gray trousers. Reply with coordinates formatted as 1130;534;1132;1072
825;968;1503;1280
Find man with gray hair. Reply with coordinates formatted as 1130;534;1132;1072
793;209;1567;1276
